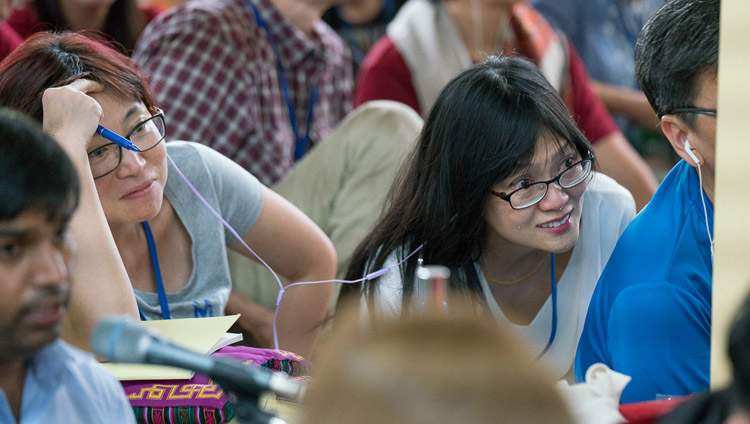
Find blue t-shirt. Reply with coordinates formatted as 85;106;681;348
576;160;713;403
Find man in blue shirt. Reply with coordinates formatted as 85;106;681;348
0;109;136;423
658;290;750;423
576;0;719;404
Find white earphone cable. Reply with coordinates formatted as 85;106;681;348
695;162;715;259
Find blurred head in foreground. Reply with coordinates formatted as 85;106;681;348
304;301;575;424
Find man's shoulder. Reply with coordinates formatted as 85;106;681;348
30;340;123;396
315;19;347;49
606;162;699;263
134;0;254;73
30;340;135;422
363;36;400;67
596;169;711;301
51;340;116;378
141;0;249;38
596;211;671;294
357;36;408;85
610;169;687;248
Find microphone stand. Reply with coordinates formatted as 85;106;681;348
211;375;289;424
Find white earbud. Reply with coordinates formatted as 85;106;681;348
684;139;700;165
684;139;714;259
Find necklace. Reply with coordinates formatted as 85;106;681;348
484;253;548;285
481;253;558;358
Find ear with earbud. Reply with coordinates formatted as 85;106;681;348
684;139;700;165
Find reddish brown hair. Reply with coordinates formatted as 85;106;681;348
0;31;155;123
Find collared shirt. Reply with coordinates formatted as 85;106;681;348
0;340;135;423
134;0;353;186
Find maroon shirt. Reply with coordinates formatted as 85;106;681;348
0;23;22;62
6;4;159;39
355;36;618;144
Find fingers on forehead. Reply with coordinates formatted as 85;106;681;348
68;79;105;93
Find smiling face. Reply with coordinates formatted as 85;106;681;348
0;209;75;362
483;136;587;255
87;91;167;225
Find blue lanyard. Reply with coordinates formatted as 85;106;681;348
138;221;171;320
246;0;319;160
538;253;557;358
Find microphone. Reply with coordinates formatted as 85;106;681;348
90;315;306;402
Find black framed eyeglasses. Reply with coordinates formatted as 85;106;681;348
87;108;167;179
664;107;717;117
491;157;594;210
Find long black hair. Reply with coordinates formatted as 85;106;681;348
341;55;592;308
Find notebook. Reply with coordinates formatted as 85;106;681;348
102;314;242;381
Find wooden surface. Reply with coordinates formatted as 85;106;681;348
711;0;750;389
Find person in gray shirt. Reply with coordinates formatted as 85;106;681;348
0;32;336;359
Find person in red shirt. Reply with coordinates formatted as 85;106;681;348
0;23;21;60
4;0;160;58
0;0;22;60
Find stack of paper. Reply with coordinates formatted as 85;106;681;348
102;314;242;381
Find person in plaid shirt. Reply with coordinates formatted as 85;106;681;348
133;0;423;349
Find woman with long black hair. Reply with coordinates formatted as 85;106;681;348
342;56;636;381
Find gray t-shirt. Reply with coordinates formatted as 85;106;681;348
134;141;263;320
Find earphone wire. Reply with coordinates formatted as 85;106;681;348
695;162;715;259
166;153;423;349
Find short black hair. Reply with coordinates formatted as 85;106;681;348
635;0;720;126
0;108;80;221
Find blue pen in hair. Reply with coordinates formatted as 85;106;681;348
96;125;141;152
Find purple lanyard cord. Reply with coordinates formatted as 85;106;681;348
167;152;557;357
166;154;418;349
